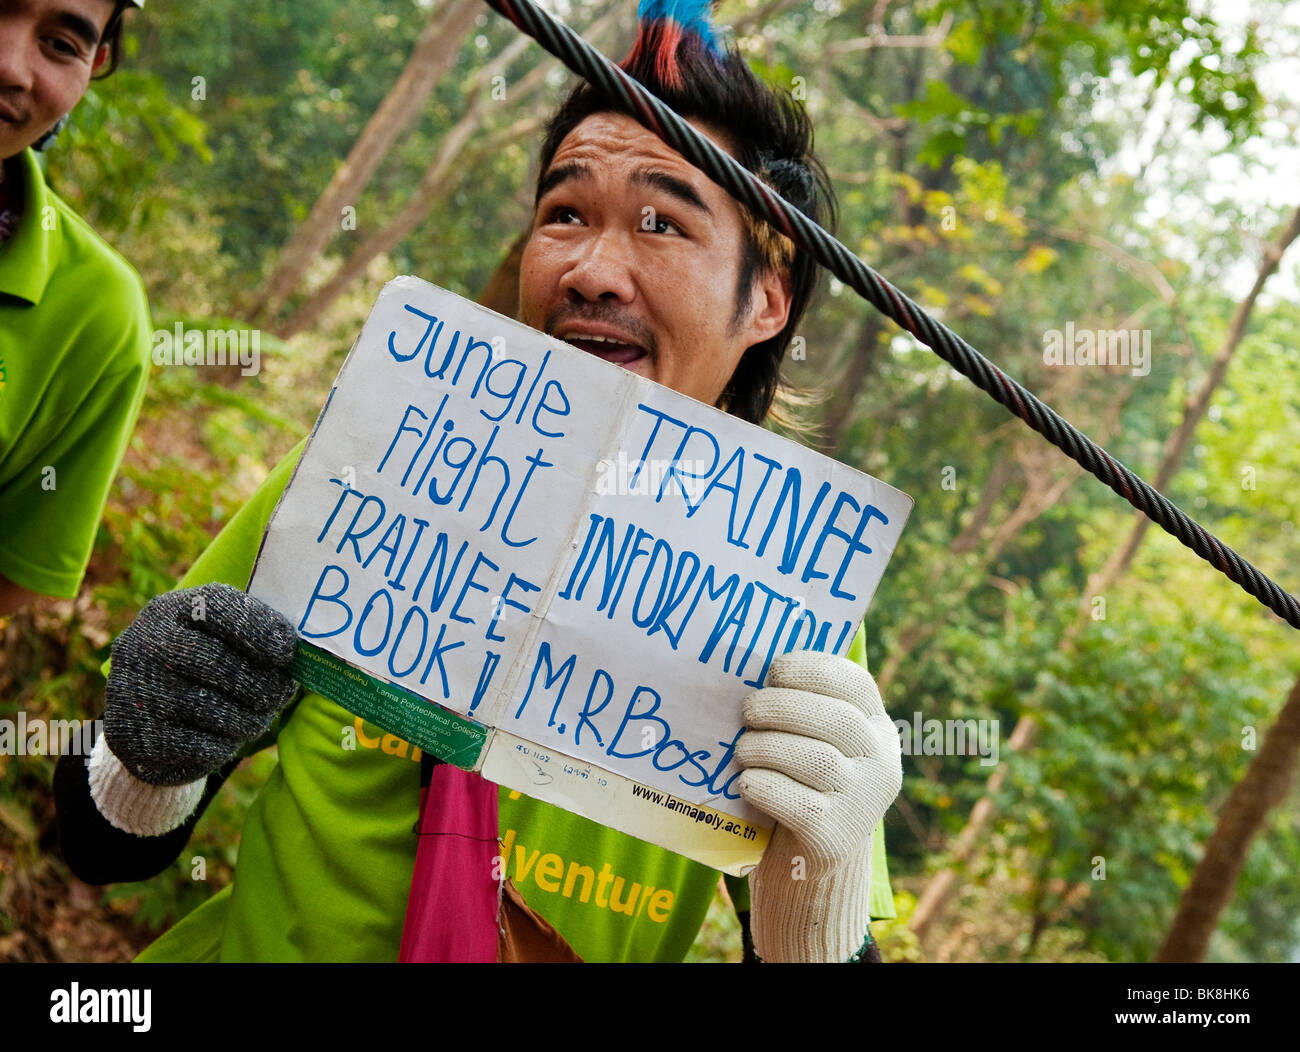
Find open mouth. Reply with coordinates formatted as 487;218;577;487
558;331;650;367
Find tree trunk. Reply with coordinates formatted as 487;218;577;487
476;230;529;316
278;113;539;339
273;8;624;338
1156;670;1300;962
820;316;882;454
246;0;481;325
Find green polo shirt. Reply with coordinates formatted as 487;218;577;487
0;148;151;598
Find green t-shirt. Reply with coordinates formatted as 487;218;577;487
135;438;894;963
0;149;151;598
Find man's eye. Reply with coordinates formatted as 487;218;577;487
44;37;83;59
545;206;581;225
642;213;684;236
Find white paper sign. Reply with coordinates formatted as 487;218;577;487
249;276;912;872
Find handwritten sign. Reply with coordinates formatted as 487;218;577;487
248;277;912;872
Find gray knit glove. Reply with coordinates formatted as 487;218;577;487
104;583;299;787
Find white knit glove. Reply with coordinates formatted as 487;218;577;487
736;650;902;962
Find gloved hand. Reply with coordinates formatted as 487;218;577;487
736;649;902;962
105;583;299;784
90;583;298;836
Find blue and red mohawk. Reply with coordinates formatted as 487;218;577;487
623;0;725;89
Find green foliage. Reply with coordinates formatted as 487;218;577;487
45;69;210;237
1000;584;1288;960
683;880;743;962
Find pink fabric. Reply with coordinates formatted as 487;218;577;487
398;764;502;963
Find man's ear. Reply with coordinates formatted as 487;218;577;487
91;44;110;75
745;267;793;346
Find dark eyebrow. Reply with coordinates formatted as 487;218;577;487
534;161;590;208
533;160;714;220
630;168;714;218
53;10;103;48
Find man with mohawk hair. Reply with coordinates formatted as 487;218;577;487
55;0;902;964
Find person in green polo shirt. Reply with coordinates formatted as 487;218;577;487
55;1;904;963
0;0;149;615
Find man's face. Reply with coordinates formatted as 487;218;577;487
518;112;791;408
0;0;116;160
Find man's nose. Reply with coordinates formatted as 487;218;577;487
562;227;637;303
0;25;34;92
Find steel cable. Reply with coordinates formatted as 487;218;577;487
482;0;1300;630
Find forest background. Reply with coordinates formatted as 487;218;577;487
1;0;1298;963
